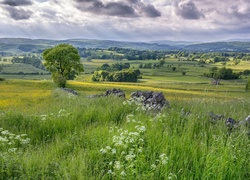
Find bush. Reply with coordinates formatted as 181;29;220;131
204;67;239;80
92;69;140;82
243;70;250;76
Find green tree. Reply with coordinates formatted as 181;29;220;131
159;60;165;67
172;67;176;71
42;44;84;87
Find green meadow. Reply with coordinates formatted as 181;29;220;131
0;56;250;179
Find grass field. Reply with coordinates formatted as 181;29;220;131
0;56;250;179
0;79;250;179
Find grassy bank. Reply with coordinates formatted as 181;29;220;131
0;80;249;179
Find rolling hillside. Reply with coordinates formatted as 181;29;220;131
1;38;250;56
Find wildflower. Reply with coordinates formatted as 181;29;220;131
8;148;17;153
0;136;8;142
20;138;30;145
135;125;146;133
159;153;169;165
151;164;157;170
120;170;126;176
168;173;177;179
114;161;122;170
138;147;143;153
107;169;113;175
1;130;9;135
125;154;135;161
111;148;116;154
100;148;107;154
106;146;112;150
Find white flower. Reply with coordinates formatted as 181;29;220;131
168;173;177;179
100;148;107;154
120;170;126;176
159;153;169;165
1;130;9;135
20;138;30;145
114;161;122;170
125;154;135;161
107;169;113;175
151;164;157;170
8;148;17;153
106;146;112;150
0;136;8;142
135;125;146;133
129;138;135;143
138;147;143;153
111;148;116;154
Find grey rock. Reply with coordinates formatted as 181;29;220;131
61;88;78;95
88;88;125;98
225;117;237;130
130;90;169;110
209;111;224;122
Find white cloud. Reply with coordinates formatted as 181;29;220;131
0;0;249;41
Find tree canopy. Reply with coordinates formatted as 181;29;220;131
42;44;84;87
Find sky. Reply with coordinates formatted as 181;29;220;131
0;0;249;42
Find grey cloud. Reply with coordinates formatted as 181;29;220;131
5;7;32;20
127;0;161;17
1;0;33;6
174;0;204;19
75;0;161;18
76;0;136;17
142;4;161;17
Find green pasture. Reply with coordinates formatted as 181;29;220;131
1;63;48;74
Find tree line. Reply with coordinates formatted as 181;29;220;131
77;47;250;63
92;62;141;82
11;55;46;70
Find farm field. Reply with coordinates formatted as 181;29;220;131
0;54;250;179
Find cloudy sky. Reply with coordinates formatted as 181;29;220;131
0;0;249;42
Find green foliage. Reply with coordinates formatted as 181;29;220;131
243;70;250;76
92;69;140;82
42;44;84;87
159;60;165;66
98;63;130;72
11;55;45;70
172;67;176;71
205;67;240;80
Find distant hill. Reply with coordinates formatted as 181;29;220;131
0;38;250;55
184;41;250;52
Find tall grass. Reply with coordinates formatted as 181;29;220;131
0;85;249;179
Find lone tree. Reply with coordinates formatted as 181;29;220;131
43;44;84;87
